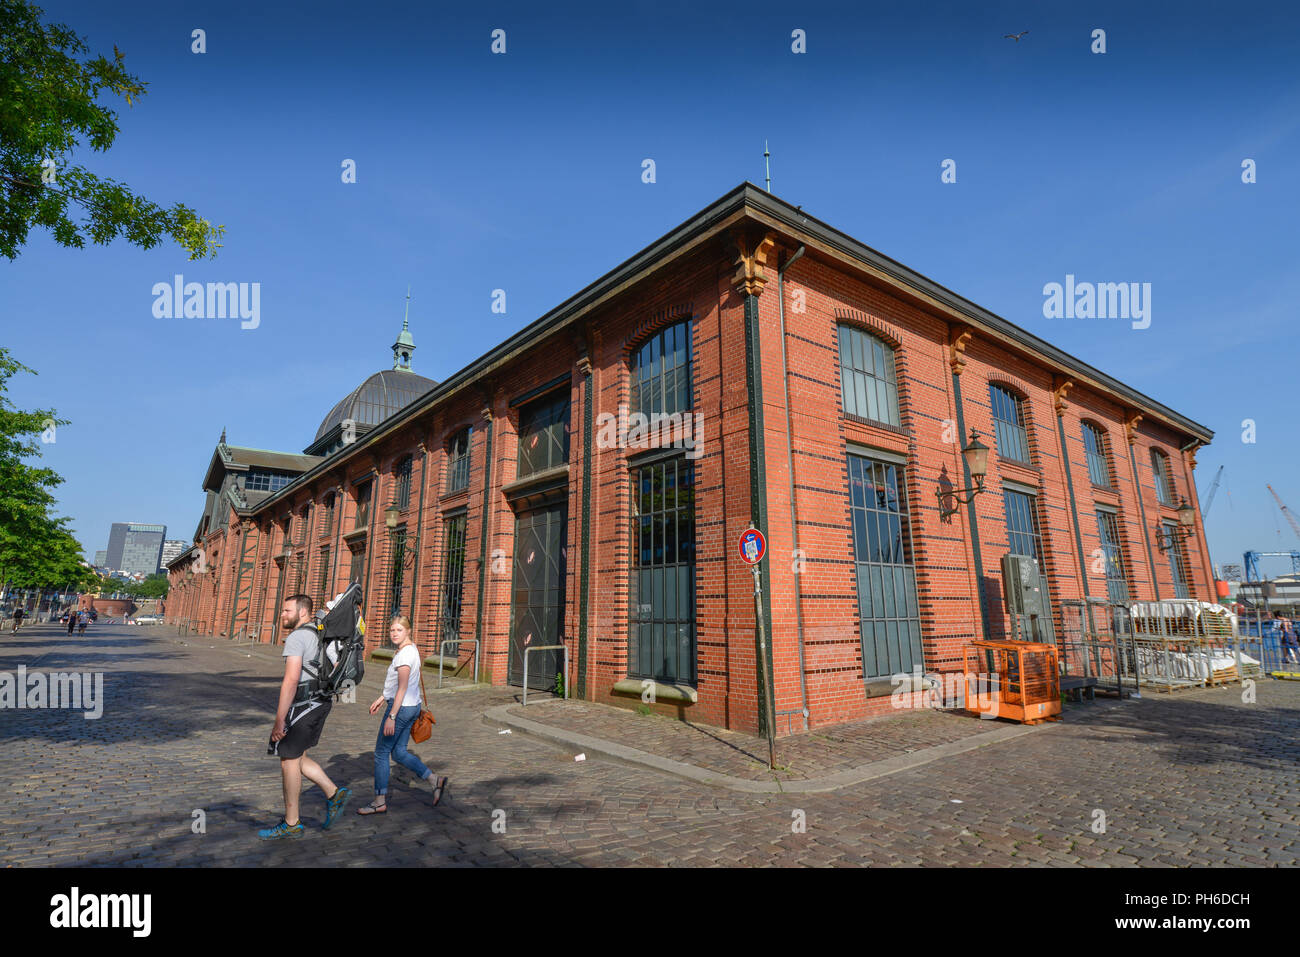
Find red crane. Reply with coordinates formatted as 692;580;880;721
1267;485;1300;545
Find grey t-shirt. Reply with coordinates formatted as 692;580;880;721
283;625;321;689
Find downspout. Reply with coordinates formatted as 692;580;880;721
951;371;990;640
474;410;495;652
362;468;380;612
1056;409;1096;636
1127;440;1160;600
409;445;429;622
578;362;594;698
1179;439;1216;600
776;245;810;731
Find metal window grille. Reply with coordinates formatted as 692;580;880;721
385;528;407;640
518;393;570;478
1082;423;1111;488
447;429;472;493
990;385;1031;464
318;545;331;603
847;454;923;679
246;470;291;492
321;494;334;537
1002;488;1056;642
438;514;467;643
354;481;371;529
631;319;693;418
628;456;696;684
395;456;413;511
1095;510;1129;604
1151;449;1174;506
837;325;900;426
1164;522;1191;598
347;546;365;586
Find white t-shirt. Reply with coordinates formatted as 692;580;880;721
383;645;422;707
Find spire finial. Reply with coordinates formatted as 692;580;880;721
764;140;771;193
393;287;416;371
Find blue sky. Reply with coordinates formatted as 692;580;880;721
3;0;1299;576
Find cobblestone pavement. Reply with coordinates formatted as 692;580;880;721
0;623;1296;866
504;698;1005;782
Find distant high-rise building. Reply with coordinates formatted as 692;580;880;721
93;550;108;567
159;540;188;572
105;523;166;577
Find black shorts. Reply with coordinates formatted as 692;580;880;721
271;698;332;760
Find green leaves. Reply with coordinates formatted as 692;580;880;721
0;347;93;591
0;0;222;260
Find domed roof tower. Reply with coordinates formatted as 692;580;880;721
304;292;437;456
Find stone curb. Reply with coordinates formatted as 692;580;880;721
484;699;1132;793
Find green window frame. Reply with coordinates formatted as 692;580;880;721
837;325;900;427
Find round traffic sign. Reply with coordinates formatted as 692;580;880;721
738;527;767;565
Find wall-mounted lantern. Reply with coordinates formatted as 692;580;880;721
385;505;400;529
1156;497;1197;552
937;430;990;520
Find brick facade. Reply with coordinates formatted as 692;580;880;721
166;185;1215;736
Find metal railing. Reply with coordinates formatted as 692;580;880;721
521;644;569;707
436;637;480;688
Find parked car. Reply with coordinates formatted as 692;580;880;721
134;614;163;625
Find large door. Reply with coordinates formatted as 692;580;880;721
508;504;568;689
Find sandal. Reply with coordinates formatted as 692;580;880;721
431;776;449;807
357;800;387;815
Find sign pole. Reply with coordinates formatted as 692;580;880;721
752;563;777;769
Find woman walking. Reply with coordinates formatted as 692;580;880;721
357;616;448;815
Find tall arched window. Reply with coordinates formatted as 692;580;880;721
837;325;900;426
1150;449;1174;506
631;319;692;417
1082;422;1111;488
990;384;1030;464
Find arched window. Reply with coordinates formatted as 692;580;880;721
630;319;692;417
446;428;472;493
1150;449;1174;506
837;325;900;426
1082;422;1111;488
990;384;1030;464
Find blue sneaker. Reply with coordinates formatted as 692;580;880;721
258;820;305;840
323;787;351;830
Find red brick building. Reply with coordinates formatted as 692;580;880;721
165;184;1215;736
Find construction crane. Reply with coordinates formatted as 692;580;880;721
1201;465;1225;517
1268;485;1300;544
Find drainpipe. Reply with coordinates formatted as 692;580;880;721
1179;439;1216;601
1127;440;1160;601
776;245;810;731
408;445;429;622
1055;411;1096;640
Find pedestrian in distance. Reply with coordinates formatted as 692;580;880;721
66;610;76;636
10;606;23;635
1279;614;1299;666
260;594;350;839
357;615;447;815
76;609;89;635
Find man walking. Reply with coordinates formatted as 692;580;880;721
260;594;350;839
67;608;77;636
1279;614;1299;666
10;606;23;635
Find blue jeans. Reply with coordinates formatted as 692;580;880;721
374;701;431;796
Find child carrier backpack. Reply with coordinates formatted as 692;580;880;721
307;583;367;701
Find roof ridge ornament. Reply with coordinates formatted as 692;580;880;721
393;286;416;371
